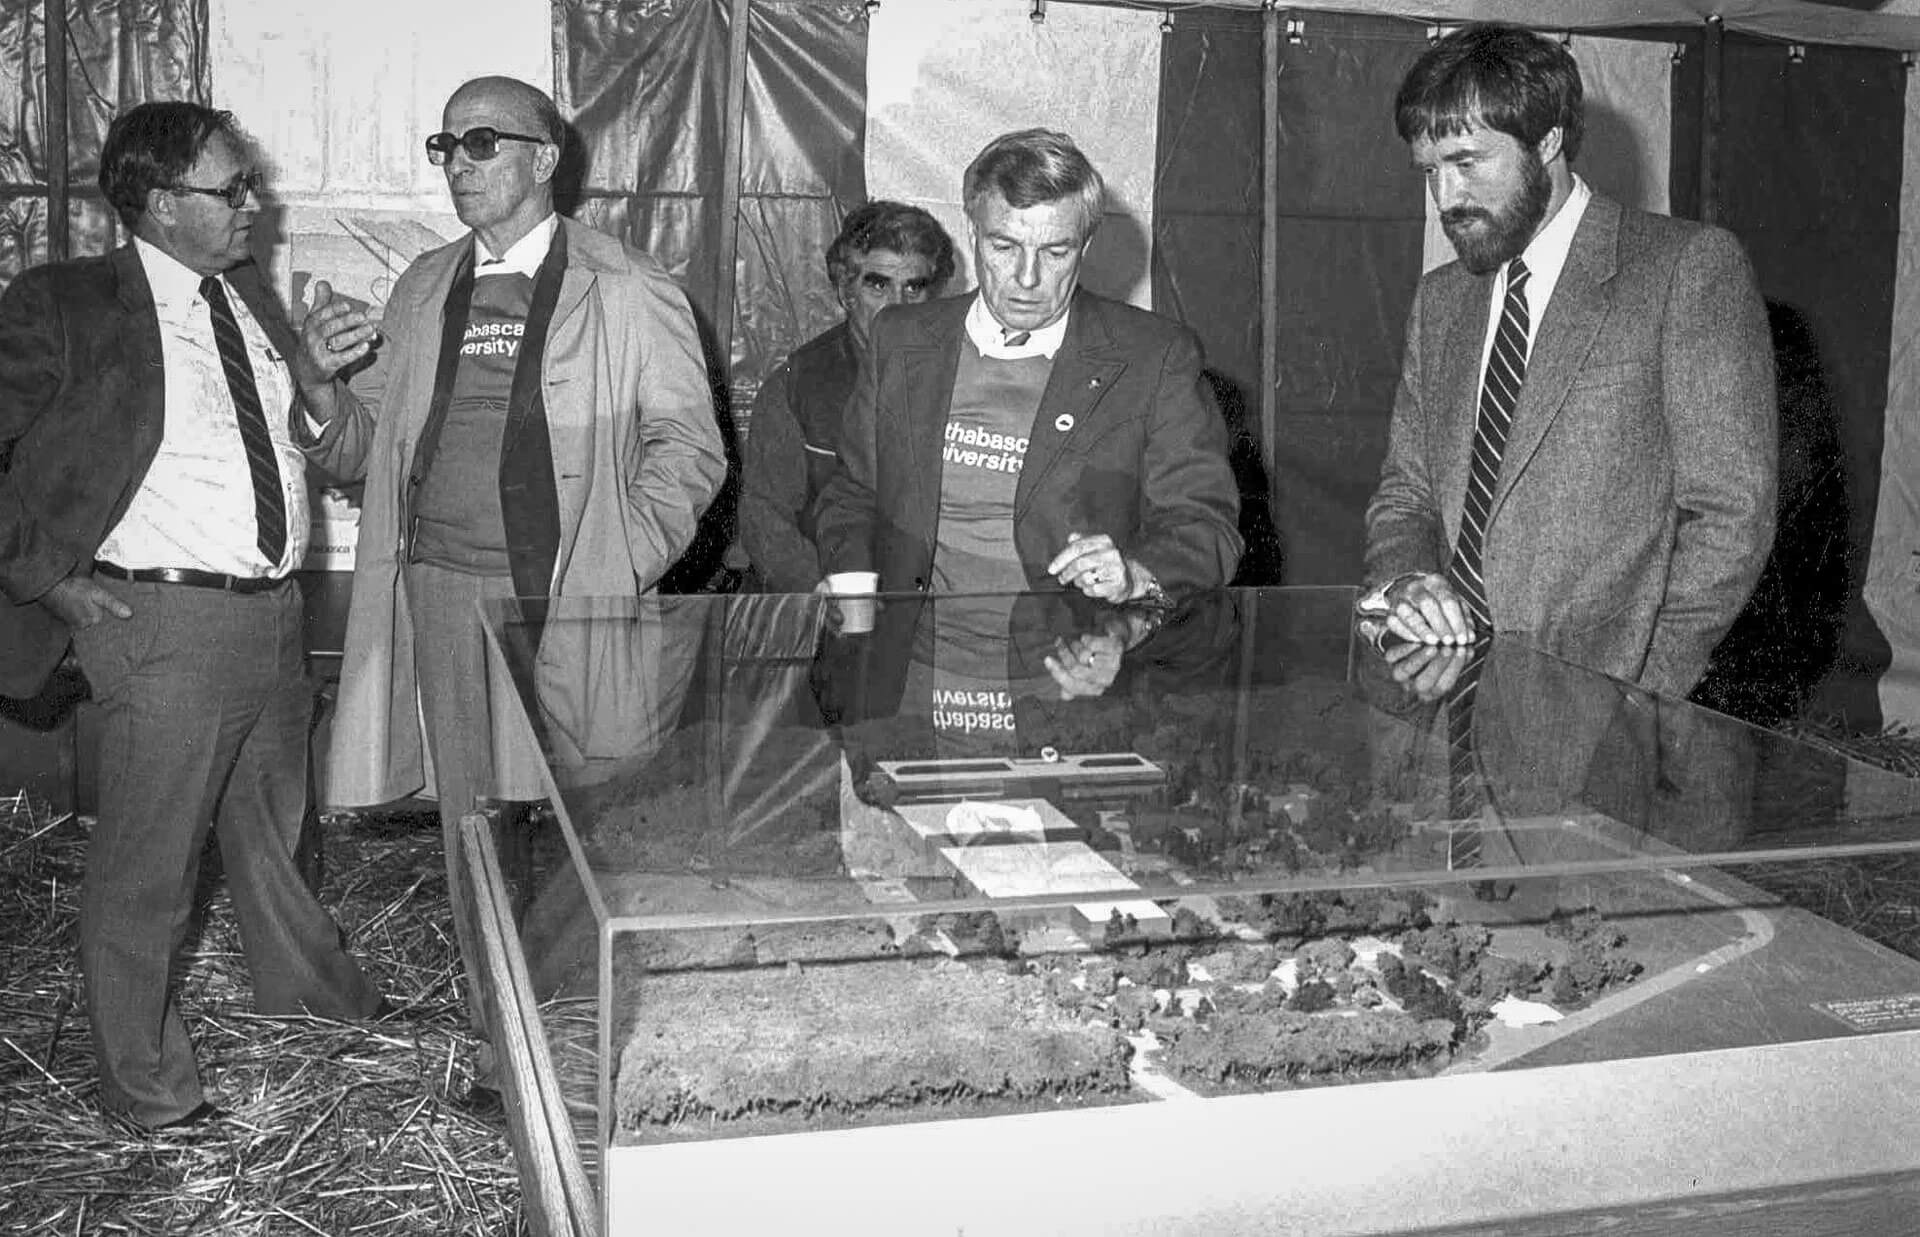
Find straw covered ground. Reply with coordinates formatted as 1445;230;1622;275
0;794;525;1235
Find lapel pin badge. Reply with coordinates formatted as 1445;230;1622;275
1054;412;1075;433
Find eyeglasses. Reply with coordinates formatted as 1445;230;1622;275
167;171;264;210
425;127;545;165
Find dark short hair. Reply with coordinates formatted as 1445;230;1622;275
825;200;956;290
962;128;1105;239
99;101;243;231
1395;23;1584;163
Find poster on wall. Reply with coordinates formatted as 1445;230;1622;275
275;205;465;326
275;205;465;571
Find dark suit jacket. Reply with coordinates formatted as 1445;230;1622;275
813;288;1242;599
0;246;294;696
1365;193;1777;699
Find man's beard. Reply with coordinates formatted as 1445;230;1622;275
1441;150;1552;275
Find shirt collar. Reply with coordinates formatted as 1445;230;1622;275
964;292;1071;360
133;235;220;313
475;213;558;277
1512;173;1591;293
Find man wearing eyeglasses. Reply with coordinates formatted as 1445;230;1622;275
0;101;386;1132
292;76;725;1075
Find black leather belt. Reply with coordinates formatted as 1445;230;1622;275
92;560;287;595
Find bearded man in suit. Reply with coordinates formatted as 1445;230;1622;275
1362;23;1776;701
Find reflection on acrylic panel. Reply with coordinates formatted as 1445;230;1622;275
283;206;463;324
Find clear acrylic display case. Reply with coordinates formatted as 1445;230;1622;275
472;587;1920;1236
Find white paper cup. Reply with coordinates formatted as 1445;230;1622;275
825;570;880;633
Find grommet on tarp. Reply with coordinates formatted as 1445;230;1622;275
1160;9;1173;35
1285;17;1305;45
1671;42;1687;64
1030;0;1045;24
1787;43;1806;65
1905;52;1917;73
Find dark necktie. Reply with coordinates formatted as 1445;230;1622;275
1000;327;1031;349
201;276;287;565
1448;258;1531;633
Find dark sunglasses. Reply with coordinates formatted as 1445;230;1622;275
167;170;264;210
425;127;545;165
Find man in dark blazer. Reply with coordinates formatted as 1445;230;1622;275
0;102;382;1131
813;128;1241;610
1363;24;1776;702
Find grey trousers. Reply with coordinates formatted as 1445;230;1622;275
75;576;380;1127
402;562;546;1035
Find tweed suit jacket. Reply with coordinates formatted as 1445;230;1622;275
1365;193;1777;699
0;247;294;697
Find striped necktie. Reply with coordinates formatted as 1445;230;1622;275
201;276;287;565
1444;645;1490;866
1448;258;1531;633
1000;327;1031;348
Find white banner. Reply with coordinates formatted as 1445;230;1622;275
865;0;1162;308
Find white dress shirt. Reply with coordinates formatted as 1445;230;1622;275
1475;175;1593;377
476;213;558;277
96;238;306;577
965;293;1071;360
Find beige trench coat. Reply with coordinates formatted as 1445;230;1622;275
304;218;726;807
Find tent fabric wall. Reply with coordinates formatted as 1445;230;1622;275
1151;5;1276;582
731;1;866;402
562;0;731;343
0;0;206;284
212;0;548;214
7;0;1920;721
864;0;1161;313
1709;36;1904;723
1265;13;1429;586
563;0;866;408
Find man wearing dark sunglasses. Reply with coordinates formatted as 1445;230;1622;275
292;75;725;1093
0;101;386;1132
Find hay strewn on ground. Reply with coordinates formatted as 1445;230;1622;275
0;793;525;1235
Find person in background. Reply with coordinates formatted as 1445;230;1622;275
0;101;384;1131
739;201;955;593
292;75;725;1093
